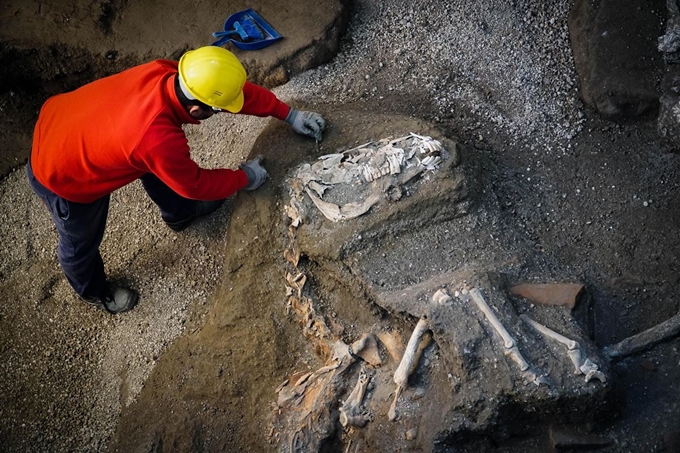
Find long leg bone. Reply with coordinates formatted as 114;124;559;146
339;365;371;428
469;288;549;386
520;314;606;383
389;317;429;421
520;314;582;373
470;288;515;349
604;310;680;359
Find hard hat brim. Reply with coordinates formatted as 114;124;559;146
223;89;244;113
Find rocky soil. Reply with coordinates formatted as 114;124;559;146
1;0;680;452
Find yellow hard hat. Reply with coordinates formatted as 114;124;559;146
178;46;247;112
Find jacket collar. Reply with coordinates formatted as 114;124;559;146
166;74;200;125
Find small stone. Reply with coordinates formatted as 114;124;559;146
405;427;418;441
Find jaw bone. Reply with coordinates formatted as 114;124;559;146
389;317;430;421
520;314;606;384
469;288;549;386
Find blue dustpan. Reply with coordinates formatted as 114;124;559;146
212;9;282;51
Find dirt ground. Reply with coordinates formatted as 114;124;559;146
1;0;680;452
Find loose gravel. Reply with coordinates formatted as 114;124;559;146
1;0;676;451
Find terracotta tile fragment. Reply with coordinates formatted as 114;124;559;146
509;283;584;309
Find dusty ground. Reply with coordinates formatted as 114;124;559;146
1;0;680;452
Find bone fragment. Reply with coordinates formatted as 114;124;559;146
285;203;302;228
305;188;342;221
394;318;429;388
389;318;429;421
520;314;606;383
285;272;307;298
470;289;548;386
470;288;515;349
387;385;403;422
405;427;418;441
580;358;606;383
305;187;381;222
520;314;579;350
308;181;328;197
567;348;585;374
604;310;680;359
339;366;371;428
351;334;382;367
284;243;301;267
376;331;404;363
432;288;452;305
505;345;530;371
331;340;352;363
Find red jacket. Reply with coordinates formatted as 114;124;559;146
30;60;290;203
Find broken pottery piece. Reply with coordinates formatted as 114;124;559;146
509;283;584;309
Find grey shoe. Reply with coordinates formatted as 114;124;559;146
164;199;225;232
83;283;139;314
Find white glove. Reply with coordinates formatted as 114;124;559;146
239;156;268;191
285;109;326;141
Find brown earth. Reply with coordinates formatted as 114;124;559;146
1;0;680;452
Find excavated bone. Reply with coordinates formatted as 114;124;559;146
285;203;302;228
284;242;301;267
387;385;403;422
339;365;371;428
305;187;381;222
520;314;606;383
285;272;307;298
304;188;342;221
567;348;585;374
604;310;680;359
409;132;442;152
521;314;581;374
580;359;606;383
389;317;429;421
432;288;452;306
331;340;352;363
351;334;382;367
358;145;405;183
469;288;548;386
376;331;405;363
394;318;429;388
308;181;329;198
469;288;515;349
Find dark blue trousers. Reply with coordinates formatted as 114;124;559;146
27;160;198;299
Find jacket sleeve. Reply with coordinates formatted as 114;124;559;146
131;123;249;201
238;81;290;120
